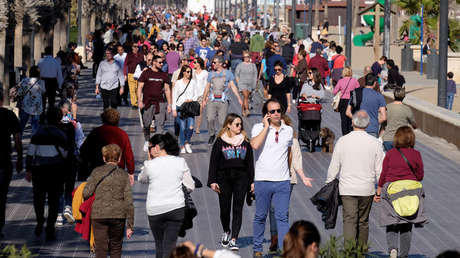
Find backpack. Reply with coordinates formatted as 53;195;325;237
349;87;364;114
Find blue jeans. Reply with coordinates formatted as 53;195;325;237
19;109;40;136
176;110;195;147
447;93;455;110
383;141;393;152
231;59;242;74
253;180;291;252
367;131;379;138
269;184;294;237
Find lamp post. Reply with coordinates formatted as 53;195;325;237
383;0;390;58
438;0;448;108
345;0;352;66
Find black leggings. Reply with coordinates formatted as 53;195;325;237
101;88;120;109
217;169;249;239
148;207;185;258
338;98;352;136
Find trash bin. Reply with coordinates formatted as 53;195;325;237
426;51;439;80
401;44;414;72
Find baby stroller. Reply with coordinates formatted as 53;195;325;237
297;97;322;152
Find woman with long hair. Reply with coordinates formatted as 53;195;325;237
283;220;321;258
192;57;208;134
172;65;199;154
138;133;195;258
207;113;254;251
268;61;292;113
375;126;425;258
235;51;258;117
300;68;325;102
332;66;360;136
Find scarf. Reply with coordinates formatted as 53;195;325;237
221;133;245;147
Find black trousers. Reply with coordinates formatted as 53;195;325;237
42;77;59;112
339;98;353;136
216;169;248;239
148;207;185;258
101;88;120;109
0;161;13;232
92;218;126;258
31;164;64;231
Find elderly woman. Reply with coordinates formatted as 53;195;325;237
333;66;360;136
83;144;134;258
375;126;426;258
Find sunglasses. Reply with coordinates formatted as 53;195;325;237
268;109;282;114
308;72;312;75
157;61;164;64
235;123;242;127
275;131;279;143
275;68;282;72
212;61;217;64
185;70;191;73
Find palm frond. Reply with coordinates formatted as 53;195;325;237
0;0;8;31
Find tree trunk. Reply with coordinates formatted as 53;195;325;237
23;29;32;72
0;30;6;103
81;15;89;62
14;21;23;68
34;29;44;64
53;19;62;54
314;0;320;28
352;0;360;34
90;12;96;32
60;9;69;50
324;0;328;22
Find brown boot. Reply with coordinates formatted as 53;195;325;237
269;235;278;252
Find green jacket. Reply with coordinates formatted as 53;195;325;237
250;34;265;53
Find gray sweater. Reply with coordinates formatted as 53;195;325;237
96;60;125;90
235;62;258;87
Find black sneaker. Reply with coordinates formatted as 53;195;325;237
228;239;239;251
208;135;216;145
220;231;231;247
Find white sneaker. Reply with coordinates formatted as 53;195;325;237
228;239;239;251
56;214;64;227
221;231;231;247
143;141;149;152
390;249;398;258
185;143;192;153
180;147;186;154
63;205;75;224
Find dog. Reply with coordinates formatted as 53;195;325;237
320;127;335;153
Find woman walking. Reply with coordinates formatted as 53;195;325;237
207;113;254;251
235;51;258;117
193;58;208;134
138;133;195;258
83;144;134;258
268;61;292;113
17;66;46;136
172;65;199;154
375;126;426;258
332;66;360;136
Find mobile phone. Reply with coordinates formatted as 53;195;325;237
267;118;271;124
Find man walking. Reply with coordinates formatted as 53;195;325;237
114;45;129;106
0;92;22;238
38;46;64;113
138;55;172;151
123;44;144;108
326;110;384;245
95;48;125;109
250;98;293;257
201;56;242;144
346;73;386;137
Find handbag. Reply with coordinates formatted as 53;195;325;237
10;80;39;106
332;77;351;112
177;79;200;118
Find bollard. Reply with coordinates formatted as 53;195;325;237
426;51;439;80
401;44;414;72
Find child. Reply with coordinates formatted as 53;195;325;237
447;72;457;110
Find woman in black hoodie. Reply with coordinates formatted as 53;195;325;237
207;113;254;251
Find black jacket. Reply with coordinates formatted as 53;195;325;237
311;179;341;229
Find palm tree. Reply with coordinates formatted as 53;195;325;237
0;0;9;103
323;0;328;23
314;0;320;28
14;0;25;68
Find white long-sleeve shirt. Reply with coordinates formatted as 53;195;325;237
38;56;64;88
172;78;199;111
326;130;384;196
95;60;125;90
138;155;195;216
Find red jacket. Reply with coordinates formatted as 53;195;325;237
80;124;135;174
309;55;330;79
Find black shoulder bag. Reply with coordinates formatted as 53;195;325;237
176;80;200;119
396;148;417;176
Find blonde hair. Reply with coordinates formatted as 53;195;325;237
102;144;122;163
282;114;297;138
217;113;249;140
342;66;353;77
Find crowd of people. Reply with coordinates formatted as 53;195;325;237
0;4;459;258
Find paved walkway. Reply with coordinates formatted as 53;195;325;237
1;68;460;257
